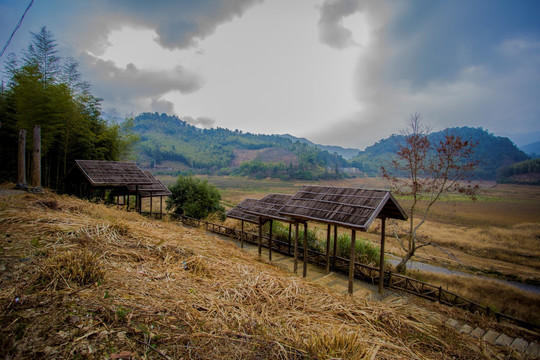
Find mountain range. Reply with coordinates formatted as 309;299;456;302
132;113;530;180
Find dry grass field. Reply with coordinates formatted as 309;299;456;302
1;187;518;359
180;176;540;325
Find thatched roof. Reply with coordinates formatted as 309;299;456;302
244;193;297;223
279;185;407;231
127;171;172;197
226;198;264;224
75;160;152;187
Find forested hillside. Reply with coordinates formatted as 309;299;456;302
133;112;348;180
0;27;136;190
349;127;529;179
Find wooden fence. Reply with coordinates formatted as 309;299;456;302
180;216;539;332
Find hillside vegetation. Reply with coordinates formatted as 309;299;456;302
133;113;528;181
0;189;515;359
350;127;528;179
134;112;346;180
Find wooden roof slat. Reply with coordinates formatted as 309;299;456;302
127;171;172;197
226;198;264;224
243;193;298;223
75;160;152;187
279;185;407;231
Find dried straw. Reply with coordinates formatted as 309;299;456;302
0;191;511;359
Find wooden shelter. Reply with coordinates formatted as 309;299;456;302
279;185;407;294
226;198;267;249
73;160;152;213
125;171;172;218
243;194;306;274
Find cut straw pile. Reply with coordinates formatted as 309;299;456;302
0;190;515;359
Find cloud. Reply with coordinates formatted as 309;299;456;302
79;53;202;114
182;116;216;128
71;0;263;55
307;1;540;148
150;98;175;115
318;0;363;48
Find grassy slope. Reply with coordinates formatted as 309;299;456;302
0;190;515;359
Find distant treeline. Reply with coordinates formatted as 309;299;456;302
133;112;348;180
497;158;540;185
0;27;136;190
349;127;529;179
133;113;530;181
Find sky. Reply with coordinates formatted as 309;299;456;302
1;0;539;149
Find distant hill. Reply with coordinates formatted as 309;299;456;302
349;127;529;179
132;113;347;180
520;141;540;158
279;134;360;159
132;114;528;180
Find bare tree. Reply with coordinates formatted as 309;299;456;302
382;113;479;273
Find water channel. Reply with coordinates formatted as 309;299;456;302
386;256;540;295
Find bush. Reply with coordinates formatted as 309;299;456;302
166;176;225;220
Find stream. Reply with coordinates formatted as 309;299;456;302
386;256;540;295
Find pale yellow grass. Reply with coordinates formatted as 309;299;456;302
1;190;509;359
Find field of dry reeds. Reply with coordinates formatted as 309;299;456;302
186;176;540;326
0;187;520;359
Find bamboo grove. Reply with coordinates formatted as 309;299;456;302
0;27;137;190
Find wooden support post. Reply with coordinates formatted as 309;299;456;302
303;223;308;278
31;125;41;189
348;229;356;295
150;195;153;218
17;129;27;189
378;217;386;294
288;223;292;255
241;220;244;249
325;224;331;273
333;225;338;268
135;185;139;213
160;196;163;219
268;219;273;261
258;217;262;257
294;222;299;274
127;194;130;210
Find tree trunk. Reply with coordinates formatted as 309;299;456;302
396;250;414;273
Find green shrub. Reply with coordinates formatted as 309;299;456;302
166;176;225;220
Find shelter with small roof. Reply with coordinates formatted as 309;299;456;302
226;185;408;295
279;185;407;294
65;160;170;217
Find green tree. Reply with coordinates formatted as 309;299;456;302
166;176;225;220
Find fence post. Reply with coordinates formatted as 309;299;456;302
438;286;442;302
16;129;28;189
31;125;41;190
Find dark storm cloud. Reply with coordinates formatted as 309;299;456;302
78;0;264;53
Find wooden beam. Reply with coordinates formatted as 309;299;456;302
160;196;163;219
333;225;338;268
294;222;299;274
378;217;386;294
258;217;263;257
149;194;153;218
288;223;292;255
31;125;41;188
325;224;331;273
241;220;244;249
303;222;308;278
268;219;273;261
17;129;27;188
348;229;356;294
